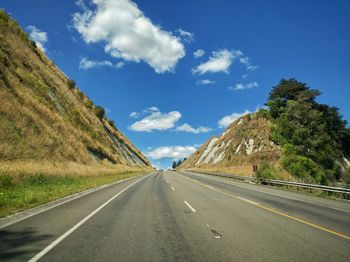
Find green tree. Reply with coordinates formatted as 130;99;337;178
67;79;76;89
177;159;182;167
266;79;350;184
172;160;177;169
93;106;105;121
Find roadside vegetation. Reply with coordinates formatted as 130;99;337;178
261;79;350;186
0;168;144;217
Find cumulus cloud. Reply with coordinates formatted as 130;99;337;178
27;25;48;52
176;123;212;134
193;49;205;58
218;110;251;128
146;145;197;160
196;79;215;86
79;57;124;70
192;49;242;75
72;0;185;73
192;48;257;75
230;82;259;91
129;107;181;132
176;28;194;42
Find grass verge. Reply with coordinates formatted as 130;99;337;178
0;171;145;218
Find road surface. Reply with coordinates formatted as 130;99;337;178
1;171;349;261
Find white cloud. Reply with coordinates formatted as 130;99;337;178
192;48;257;75
193;49;205;58
241;74;248;79
192;49;242;75
176;123;212;134
238;56;258;71
196;79;215;85
146;145;197;160
129;111;139;118
230;82;259;91
79;57;124;70
218;110;251;128
27;25;48;52
176;28;194;42
72;0;185;73
129;107;181;132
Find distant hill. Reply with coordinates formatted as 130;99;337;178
0;10;151;173
179;113;286;177
180;79;350;186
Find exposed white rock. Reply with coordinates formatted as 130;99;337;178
344;157;350;167
203;144;220;164
213;151;225;164
235;140;244;154
245;138;254;155
237;119;244;125
195;137;219;165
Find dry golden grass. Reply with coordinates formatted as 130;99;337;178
0;10;150;169
0;160;150;177
185;162;295;181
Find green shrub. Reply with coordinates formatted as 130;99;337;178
281;154;322;183
256;160;276;180
84;99;94;109
67;79;76;89
343;168;350;188
0;174;13;188
94;106;105;121
256;108;271;119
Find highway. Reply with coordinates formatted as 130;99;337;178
1;171;349;261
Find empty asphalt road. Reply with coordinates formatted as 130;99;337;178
1;171;349;261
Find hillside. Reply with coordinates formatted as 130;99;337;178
0;10;151;175
180;79;350;185
179;113;287;177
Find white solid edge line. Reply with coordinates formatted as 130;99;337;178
0;174;145;230
184;200;197;213
28;175;148;262
171;186;175;191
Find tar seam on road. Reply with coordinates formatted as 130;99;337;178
179;173;350;241
184;200;197;213
28;175;149;262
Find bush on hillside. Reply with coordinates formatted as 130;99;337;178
94;106;105;121
67;79;76;89
256;160;276;180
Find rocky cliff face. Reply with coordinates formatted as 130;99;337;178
180;113;282;175
0;10;150;168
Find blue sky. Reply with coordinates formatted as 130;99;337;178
2;0;349;169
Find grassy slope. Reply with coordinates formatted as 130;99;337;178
0;10;150;168
0;171;146;217
0;10;153;216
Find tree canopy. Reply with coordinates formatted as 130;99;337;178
265;79;350;185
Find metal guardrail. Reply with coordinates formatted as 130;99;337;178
184;170;350;196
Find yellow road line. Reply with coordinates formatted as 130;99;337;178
182;174;350;241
